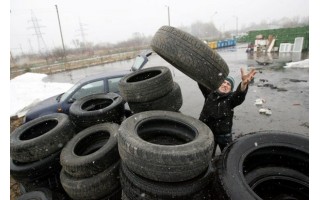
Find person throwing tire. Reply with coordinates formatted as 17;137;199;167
198;67;256;155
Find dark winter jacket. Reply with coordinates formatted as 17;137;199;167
198;83;248;135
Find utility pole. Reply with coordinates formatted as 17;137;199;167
55;5;66;61
165;5;170;26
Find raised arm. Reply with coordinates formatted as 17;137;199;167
240;67;257;91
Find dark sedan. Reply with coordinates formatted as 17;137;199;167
24;51;152;122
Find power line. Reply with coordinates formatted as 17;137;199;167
28;10;48;55
76;19;88;49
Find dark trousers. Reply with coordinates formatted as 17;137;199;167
213;133;233;156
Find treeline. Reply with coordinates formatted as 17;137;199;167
11;15;308;67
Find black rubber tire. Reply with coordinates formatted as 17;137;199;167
118;66;174;102
128;82;182;113
69;93;125;128
60;161;121;200
99;187;122;200
245;167;309;199
211;131;309;200
17;188;53;200
118;110;214;182
151;26;229;91
60;123;120;178
19;172;63;193
121;191;129;200
120;162;214;200
10;113;75;163
10;151;61;182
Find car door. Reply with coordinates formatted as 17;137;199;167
60;79;106;113
106;76;123;94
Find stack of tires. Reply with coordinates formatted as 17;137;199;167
118;66;182;114
118;111;215;199
59;123;122;200
69;92;125;130
10;113;76;198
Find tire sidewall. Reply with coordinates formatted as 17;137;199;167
118;110;214;182
60;123;120;178
214;131;308;199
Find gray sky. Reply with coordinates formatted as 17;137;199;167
10;0;309;54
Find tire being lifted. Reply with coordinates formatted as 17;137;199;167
211;131;309;200
151;25;229;91
118;110;214;182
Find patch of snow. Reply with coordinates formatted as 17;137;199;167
284;59;309;68
10;73;73;117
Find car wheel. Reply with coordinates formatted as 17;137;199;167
151;25;229;91
60;123;120;178
211;131;309;200
10;113;75;162
118;110;214;182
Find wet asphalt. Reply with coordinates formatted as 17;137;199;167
45;44;309;137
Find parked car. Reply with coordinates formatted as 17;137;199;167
24;50;152;122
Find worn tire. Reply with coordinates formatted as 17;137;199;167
10;113;75;163
151;25;229;91
118;66;174;102
120;162;214;200
60;123;120;178
118;110;214;182
17;188;53;200
19;172;63;193
60;161;121;200
245;167;309;199
69;93;125;128
128;82;182;113
10;151;61;183
211;131;309;200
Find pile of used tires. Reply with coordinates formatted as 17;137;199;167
11;26;309;200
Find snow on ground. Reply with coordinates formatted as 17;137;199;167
284;59;309;68
10;59;309;117
10;73;73;117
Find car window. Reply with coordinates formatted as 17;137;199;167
72;80;104;100
108;77;122;93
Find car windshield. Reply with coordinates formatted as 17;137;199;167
59;82;80;102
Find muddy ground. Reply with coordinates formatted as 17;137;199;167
10;117;23;200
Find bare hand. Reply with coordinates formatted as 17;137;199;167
240;67;256;91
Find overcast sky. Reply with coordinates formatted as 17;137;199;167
10;0;309;54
